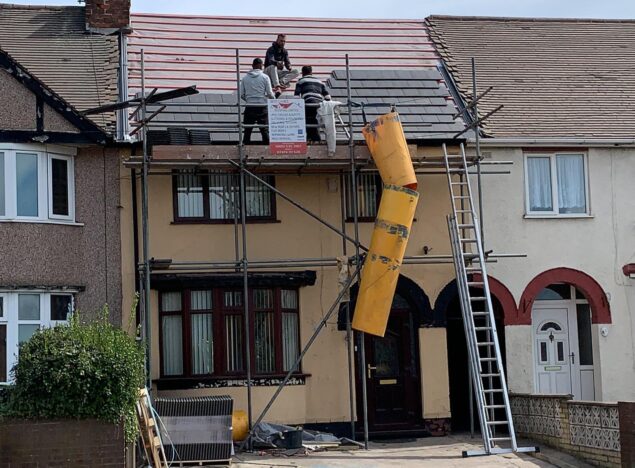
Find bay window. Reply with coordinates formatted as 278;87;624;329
0;291;73;383
0;146;75;223
525;153;589;216
159;287;301;379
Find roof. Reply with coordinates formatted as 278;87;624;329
426;15;635;139
0;3;119;132
130;13;466;143
0;47;110;144
146;69;463;143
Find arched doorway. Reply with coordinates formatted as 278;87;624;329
435;278;511;432
346;275;431;435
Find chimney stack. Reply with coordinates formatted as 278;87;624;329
85;0;131;31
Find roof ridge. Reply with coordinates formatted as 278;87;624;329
0;2;81;11
131;12;424;23
427;14;635;24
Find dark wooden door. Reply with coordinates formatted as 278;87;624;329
358;308;422;432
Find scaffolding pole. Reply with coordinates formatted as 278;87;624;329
347;53;369;449
140;49;152;388
340;172;356;441
235;49;253;448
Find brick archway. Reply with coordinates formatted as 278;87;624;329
434;275;519;326
518;267;611;325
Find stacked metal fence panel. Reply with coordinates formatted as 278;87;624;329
154;395;233;463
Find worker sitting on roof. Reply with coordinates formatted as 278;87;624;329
294;65;331;142
264;34;300;97
240;58;275;145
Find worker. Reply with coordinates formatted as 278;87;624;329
264;34;300;96
294;65;331;142
240;58;275;144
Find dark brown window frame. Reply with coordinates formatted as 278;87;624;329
344;173;383;223
172;170;278;224
158;286;301;380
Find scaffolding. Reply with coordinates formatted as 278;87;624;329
112;48;520;451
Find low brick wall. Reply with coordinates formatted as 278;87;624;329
619;402;635;467
510;394;622;467
0;419;126;467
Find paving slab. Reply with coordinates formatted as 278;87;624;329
233;435;555;467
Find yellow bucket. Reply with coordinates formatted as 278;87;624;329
362;112;417;189
232;410;249;441
352;185;419;337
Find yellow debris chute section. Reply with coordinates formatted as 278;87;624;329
352;112;419;337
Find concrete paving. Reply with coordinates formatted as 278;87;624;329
233;435;556;467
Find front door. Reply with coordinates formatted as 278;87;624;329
357;307;422;433
533;307;574;395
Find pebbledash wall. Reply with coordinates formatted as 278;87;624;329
477;145;635;402
0;146;122;319
120;145;459;427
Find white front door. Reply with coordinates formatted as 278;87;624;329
533;306;576;395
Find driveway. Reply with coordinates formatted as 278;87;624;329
233;435;554;467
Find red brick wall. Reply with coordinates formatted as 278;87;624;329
85;0;130;30
619;402;635;468
0;419;126;467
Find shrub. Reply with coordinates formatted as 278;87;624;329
4;305;145;442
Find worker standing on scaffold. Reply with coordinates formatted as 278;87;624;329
240;58;275;145
264;34;300;97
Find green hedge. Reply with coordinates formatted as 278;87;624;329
3;306;145;442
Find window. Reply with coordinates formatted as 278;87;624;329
0;147;75;222
159;287;301;379
525;153;588;216
345;173;382;221
173;170;276;222
0;291;73;384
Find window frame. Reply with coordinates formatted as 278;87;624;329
344;172;383;223
524;152;590;217
0;144;76;224
47;154;75;221
158;286;301;380
172;169;278;224
0;290;74;384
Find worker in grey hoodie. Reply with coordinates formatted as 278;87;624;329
240;58;275;144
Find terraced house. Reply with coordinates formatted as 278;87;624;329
119;11;635;438
0;2;127;383
426;16;635;416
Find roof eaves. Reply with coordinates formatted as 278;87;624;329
0;47;111;144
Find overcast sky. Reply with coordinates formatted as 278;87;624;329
6;0;635;19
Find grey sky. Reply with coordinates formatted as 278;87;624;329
6;0;635;19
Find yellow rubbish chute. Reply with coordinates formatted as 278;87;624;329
352;112;419;337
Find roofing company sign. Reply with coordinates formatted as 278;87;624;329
268;99;307;155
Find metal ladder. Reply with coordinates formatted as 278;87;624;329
443;143;536;457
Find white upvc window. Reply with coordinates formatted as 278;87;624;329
0;291;74;384
0;144;76;223
524;152;590;216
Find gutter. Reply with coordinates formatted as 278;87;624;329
470;138;635;148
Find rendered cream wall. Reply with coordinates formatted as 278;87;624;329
477;146;635;402
119;152;457;423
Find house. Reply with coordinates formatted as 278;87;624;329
0;2;128;383
426;15;635;421
119;13;472;436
